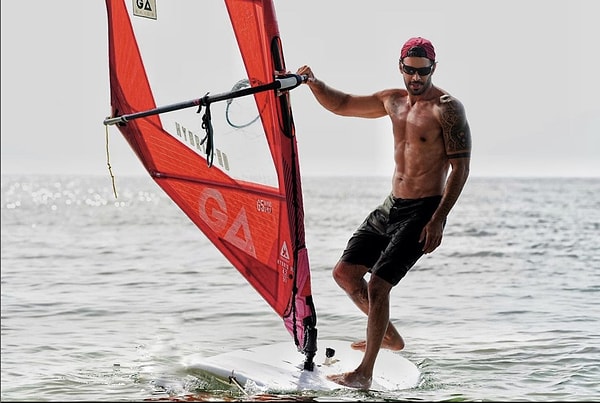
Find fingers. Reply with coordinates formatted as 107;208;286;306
422;233;431;254
296;65;309;74
423;233;441;254
421;224;442;254
296;65;315;82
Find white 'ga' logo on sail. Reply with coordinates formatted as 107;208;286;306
198;188;256;258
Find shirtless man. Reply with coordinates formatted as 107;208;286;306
297;37;471;389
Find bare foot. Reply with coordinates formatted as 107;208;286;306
326;371;372;390
350;335;405;352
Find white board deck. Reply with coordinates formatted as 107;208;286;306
185;339;420;392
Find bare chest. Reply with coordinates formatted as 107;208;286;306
388;100;442;146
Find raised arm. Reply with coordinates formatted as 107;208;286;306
297;65;387;118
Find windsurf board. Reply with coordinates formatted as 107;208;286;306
185;339;420;392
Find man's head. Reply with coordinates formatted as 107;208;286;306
399;37;436;95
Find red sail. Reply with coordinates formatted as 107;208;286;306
105;0;317;358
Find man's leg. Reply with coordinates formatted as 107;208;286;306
327;270;394;389
332;260;404;350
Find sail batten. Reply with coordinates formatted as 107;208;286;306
105;0;317;367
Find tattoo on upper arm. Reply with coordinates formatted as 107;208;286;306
440;96;472;158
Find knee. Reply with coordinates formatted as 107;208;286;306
332;260;347;286
332;260;361;291
332;260;368;292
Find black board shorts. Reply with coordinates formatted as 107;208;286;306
340;193;443;285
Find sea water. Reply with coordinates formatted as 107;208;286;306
1;174;599;401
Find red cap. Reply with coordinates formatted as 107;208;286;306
400;37;436;61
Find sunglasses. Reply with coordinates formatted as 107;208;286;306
401;63;434;76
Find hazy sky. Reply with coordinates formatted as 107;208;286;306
1;0;598;178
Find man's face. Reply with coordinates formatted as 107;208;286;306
400;56;435;95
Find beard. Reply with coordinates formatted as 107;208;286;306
405;76;432;96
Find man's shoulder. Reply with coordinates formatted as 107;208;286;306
436;90;465;111
434;87;457;103
440;94;453;104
